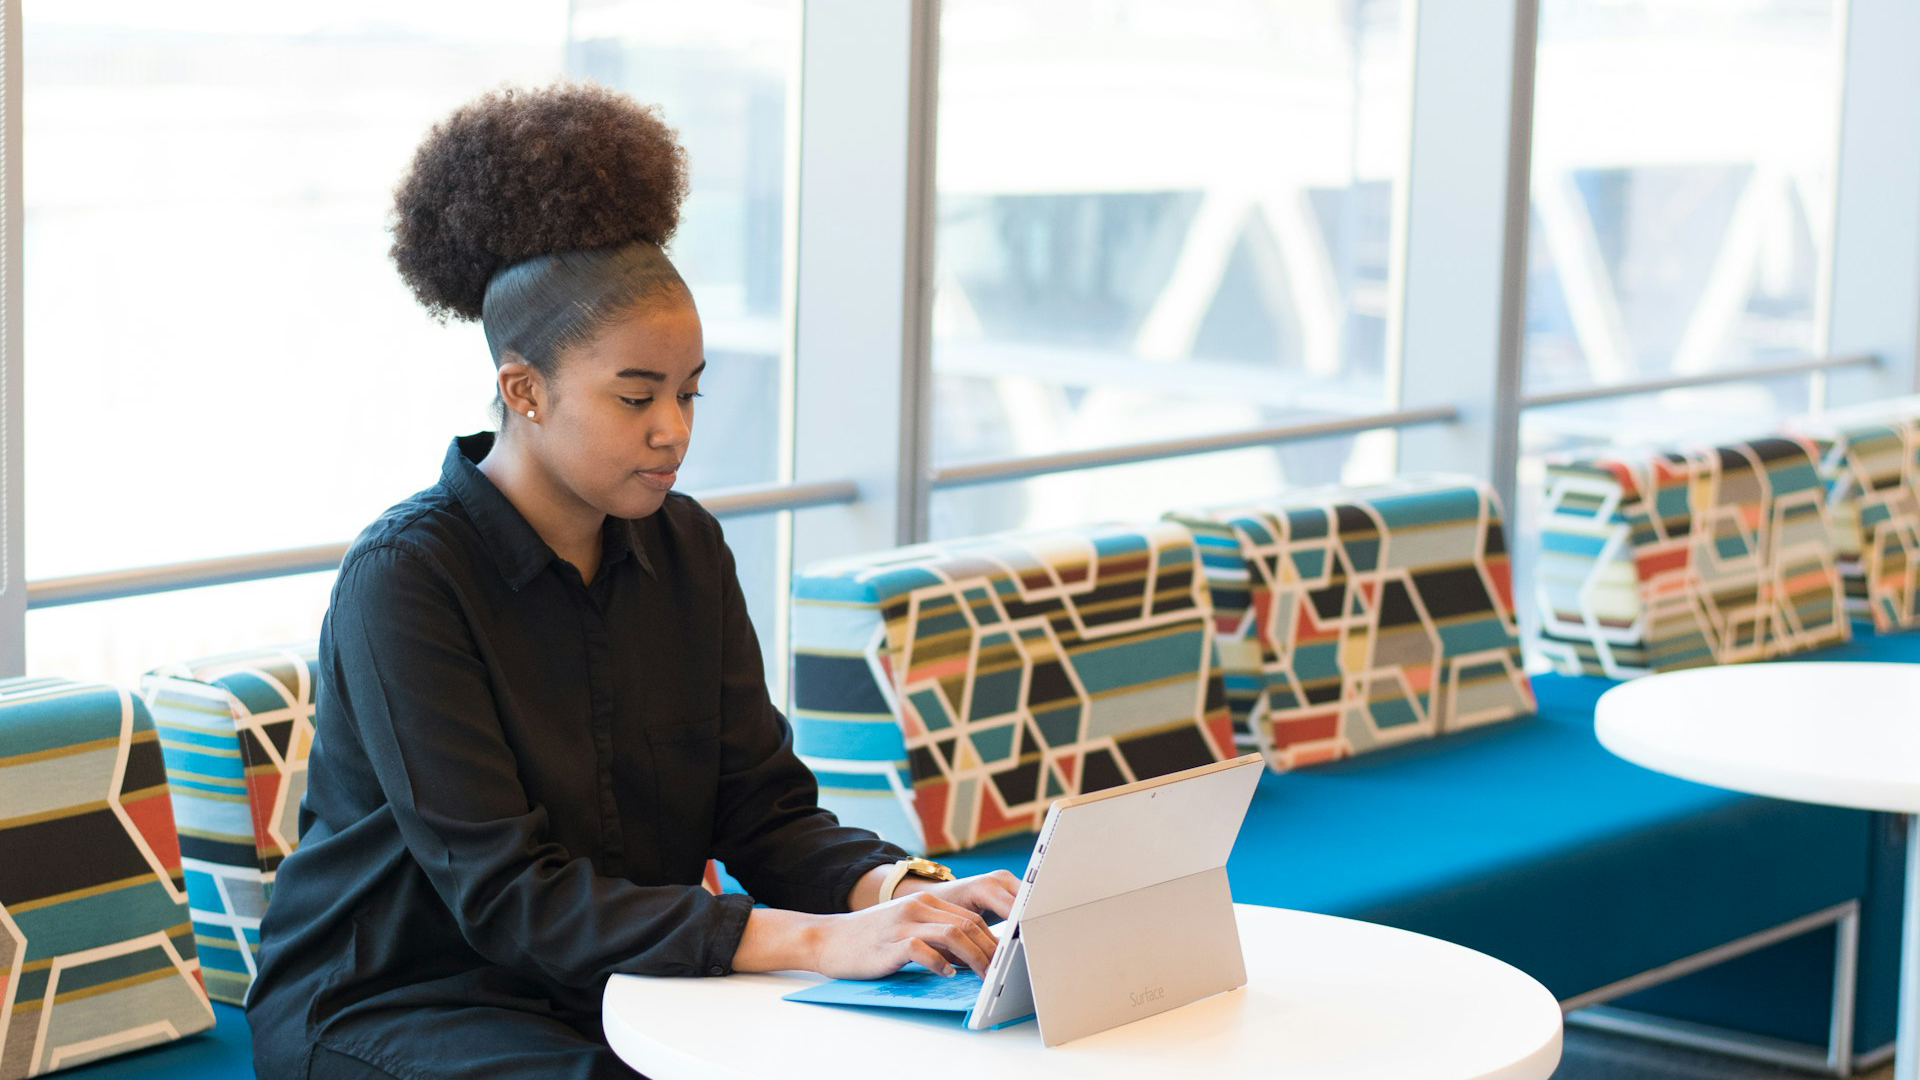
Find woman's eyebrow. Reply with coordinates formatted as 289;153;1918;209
615;360;707;381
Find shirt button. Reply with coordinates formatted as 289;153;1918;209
709;965;725;976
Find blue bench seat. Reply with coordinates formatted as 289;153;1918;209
946;673;1868;990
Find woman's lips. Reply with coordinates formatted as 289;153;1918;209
635;467;678;491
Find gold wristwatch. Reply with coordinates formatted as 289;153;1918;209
876;856;955;902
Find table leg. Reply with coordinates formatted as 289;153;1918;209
1900;814;1920;1080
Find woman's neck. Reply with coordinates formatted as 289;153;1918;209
477;432;605;584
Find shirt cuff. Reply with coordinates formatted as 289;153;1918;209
700;891;758;976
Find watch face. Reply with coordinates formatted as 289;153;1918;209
908;857;954;880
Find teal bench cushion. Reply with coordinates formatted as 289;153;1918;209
142;644;320;1006
1795;406;1920;632
1535;437;1851;677
0;678;215;1079
790;522;1235;855
1169;475;1535;772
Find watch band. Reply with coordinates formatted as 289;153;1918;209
876;861;916;904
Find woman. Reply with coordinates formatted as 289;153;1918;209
247;83;1018;1080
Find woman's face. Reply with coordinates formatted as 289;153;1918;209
541;297;705;521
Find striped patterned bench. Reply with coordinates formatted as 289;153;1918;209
1170;476;1534;771
1535;437;1848;677
141;645;318;1006
1794;404;1920;632
0;677;213;1078
789;522;1234;855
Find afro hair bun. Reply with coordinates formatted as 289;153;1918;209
388;81;689;322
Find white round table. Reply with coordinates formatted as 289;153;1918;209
1595;661;1920;1079
603;903;1563;1080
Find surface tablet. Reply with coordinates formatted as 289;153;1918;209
782;753;1264;1044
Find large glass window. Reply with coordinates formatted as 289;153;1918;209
1522;0;1841;401
1512;0;1843;646
19;0;1889;687
24;0;795;681
931;0;1409;536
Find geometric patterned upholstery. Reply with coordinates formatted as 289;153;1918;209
140;644;318;1006
790;522;1234;855
1170;476;1534;772
1534;436;1849;678
0;677;214;1078
1797;410;1920;632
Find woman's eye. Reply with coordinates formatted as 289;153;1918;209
619;391;700;408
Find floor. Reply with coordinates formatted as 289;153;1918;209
1554;1027;1895;1079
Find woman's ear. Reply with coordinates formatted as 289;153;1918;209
496;356;543;421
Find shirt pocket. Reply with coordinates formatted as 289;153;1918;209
642;715;722;881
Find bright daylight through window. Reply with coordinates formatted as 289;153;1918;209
930;0;1407;538
23;0;794;682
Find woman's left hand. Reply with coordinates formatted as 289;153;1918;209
895;870;1021;923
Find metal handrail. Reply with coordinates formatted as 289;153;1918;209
25;478;861;609
694;478;859;518
28;543;352;610
1520;353;1877;409
929;405;1461;490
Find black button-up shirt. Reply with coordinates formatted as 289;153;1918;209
248;433;903;1060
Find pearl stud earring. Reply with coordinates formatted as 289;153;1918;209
526;410;536;420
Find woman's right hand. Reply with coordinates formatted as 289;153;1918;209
730;894;1000;978
810;892;1000;979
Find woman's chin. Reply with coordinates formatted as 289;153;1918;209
609;487;671;520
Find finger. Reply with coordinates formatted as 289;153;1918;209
971;872;1020;919
943;897;1004;953
923;931;990;977
923;916;996;976
908;893;996;936
901;893;1002;966
905;937;955;977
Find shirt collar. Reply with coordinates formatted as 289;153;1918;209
442;433;656;590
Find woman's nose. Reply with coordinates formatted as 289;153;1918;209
650;410;691;450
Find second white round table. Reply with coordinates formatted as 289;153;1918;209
1596;661;1920;1079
